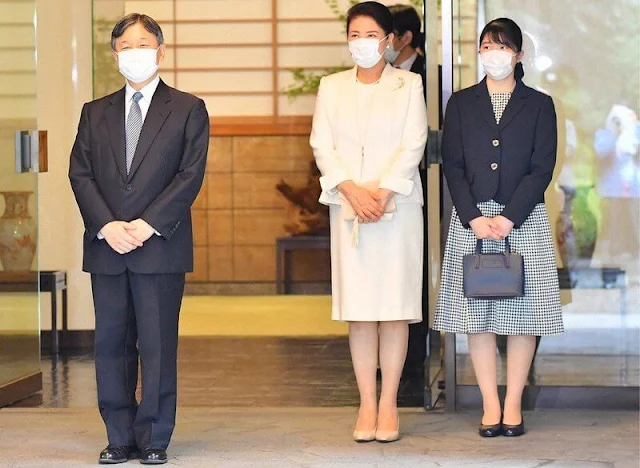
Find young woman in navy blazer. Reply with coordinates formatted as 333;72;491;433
434;18;563;437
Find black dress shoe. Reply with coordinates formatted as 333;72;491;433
503;414;525;437
139;448;168;465
98;445;138;464
479;420;503;438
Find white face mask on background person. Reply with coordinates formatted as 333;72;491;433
480;49;517;80
383;40;403;63
117;47;159;83
348;35;389;69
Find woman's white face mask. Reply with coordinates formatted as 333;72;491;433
480;49;517;81
348;34;389;69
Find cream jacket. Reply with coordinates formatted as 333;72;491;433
310;64;428;206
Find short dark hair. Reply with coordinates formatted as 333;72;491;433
480;18;525;80
480;18;523;53
346;1;394;36
389;4;423;49
111;13;164;51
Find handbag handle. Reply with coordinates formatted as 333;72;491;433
475;236;512;254
474;237;512;268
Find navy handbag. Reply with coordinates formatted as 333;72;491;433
463;237;525;299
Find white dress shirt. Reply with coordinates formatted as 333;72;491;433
396;52;418;71
125;75;160;124
98;76;161;240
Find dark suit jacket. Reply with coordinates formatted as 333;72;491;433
69;79;209;274
409;53;426;98
441;78;557;228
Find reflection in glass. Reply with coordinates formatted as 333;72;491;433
0;0;40;399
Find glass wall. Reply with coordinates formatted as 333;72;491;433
441;0;640;395
0;0;41;404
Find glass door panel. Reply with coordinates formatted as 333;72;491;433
0;0;41;406
423;0;449;408
450;0;640;392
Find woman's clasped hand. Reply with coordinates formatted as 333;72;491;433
469;215;515;240
338;181;393;223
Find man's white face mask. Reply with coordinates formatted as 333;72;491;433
118;47;160;83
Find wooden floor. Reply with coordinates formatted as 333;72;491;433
10;337;428;409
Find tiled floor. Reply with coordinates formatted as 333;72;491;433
2;291;639;466
0;407;637;467
2;336;639;467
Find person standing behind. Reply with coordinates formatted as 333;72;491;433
433;18;563;438
386;4;425;91
387;2;427;378
310;1;427;443
69;13;209;464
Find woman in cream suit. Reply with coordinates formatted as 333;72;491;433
310;1;427;443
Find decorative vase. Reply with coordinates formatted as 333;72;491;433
556;185;597;270
0;191;37;271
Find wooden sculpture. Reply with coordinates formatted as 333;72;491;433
275;161;329;236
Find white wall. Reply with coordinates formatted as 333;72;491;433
118;0;422;117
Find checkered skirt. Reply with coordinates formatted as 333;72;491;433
433;200;564;336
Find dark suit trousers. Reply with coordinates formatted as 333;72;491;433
91;270;185;450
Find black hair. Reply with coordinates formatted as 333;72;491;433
346;1;394;36
388;4;424;50
480;17;524;80
111;13;164;51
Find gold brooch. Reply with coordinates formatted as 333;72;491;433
394;76;405;91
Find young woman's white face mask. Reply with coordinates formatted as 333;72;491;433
480;49;517;80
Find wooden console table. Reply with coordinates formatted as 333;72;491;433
275;236;330;294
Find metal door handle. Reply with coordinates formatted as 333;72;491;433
426;128;443;166
15;130;48;173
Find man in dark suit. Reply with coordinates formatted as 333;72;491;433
387;4;429;380
69;13;208;465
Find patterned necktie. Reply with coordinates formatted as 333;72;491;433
125;91;144;174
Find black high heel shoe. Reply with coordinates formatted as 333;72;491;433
503;413;525;437
479;417;503;438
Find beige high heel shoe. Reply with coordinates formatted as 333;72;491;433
353;415;377;443
353;427;377;443
375;417;400;443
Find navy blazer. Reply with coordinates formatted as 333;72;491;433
441;78;557;228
